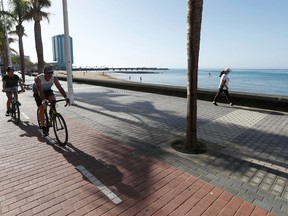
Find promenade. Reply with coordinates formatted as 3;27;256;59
0;75;287;215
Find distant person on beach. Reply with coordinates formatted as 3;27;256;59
140;77;142;82
33;65;70;136
212;67;233;106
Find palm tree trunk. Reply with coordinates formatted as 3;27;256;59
34;20;44;73
3;33;9;69
186;0;203;150
17;25;25;83
19;36;25;82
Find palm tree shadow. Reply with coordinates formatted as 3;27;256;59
51;142;138;198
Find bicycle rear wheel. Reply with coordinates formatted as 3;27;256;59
11;103;20;124
37;107;49;126
37;107;50;136
53;113;68;146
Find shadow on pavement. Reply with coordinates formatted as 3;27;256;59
50;142;138;199
73;92;187;133
230;106;286;116
17;120;48;142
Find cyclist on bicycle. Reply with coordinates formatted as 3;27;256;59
33;65;70;136
2;66;25;116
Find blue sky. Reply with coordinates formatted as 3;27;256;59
6;0;288;69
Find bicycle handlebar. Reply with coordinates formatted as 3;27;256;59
47;99;69;107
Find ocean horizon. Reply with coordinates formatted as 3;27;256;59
94;68;288;97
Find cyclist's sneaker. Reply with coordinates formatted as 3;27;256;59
5;111;10;116
42;127;49;137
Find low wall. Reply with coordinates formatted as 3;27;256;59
58;76;288;112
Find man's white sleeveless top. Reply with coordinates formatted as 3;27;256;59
33;74;54;92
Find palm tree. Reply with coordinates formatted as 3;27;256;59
185;0;203;151
26;0;51;74
0;18;6;65
7;0;30;82
0;23;6;74
0;13;15;71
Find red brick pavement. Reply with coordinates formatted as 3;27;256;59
0;105;275;216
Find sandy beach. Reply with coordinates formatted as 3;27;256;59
54;70;128;82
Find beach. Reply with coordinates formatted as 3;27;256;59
55;70;124;82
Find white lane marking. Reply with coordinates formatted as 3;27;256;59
76;165;122;205
21;112;30;120
46;136;57;145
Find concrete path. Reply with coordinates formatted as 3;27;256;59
0;76;287;215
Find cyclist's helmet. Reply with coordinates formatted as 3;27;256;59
44;65;54;74
7;66;15;72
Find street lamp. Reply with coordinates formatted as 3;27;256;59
62;0;74;104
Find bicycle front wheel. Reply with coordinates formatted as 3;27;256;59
52;113;68;146
12;103;20;124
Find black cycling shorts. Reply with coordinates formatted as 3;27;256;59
33;89;55;107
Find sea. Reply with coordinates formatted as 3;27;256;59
105;68;288;97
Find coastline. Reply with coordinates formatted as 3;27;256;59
55;70;130;82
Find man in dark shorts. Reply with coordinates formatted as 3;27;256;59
2;66;25;116
33;65;70;136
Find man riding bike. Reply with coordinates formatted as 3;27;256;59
33;65;70;136
2;66;25;116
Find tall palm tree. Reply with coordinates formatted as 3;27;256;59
0;22;6;74
0;13;15;71
8;0;30;82
26;0;51;74
0;18;6;66
186;0;203;151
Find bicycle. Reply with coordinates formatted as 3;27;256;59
3;90;23;124
37;99;69;146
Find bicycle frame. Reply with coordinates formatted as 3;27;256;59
46;104;57;127
4;90;22;124
38;99;68;146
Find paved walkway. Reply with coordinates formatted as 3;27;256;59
0;75;287;215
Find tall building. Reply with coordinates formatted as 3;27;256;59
52;34;74;70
